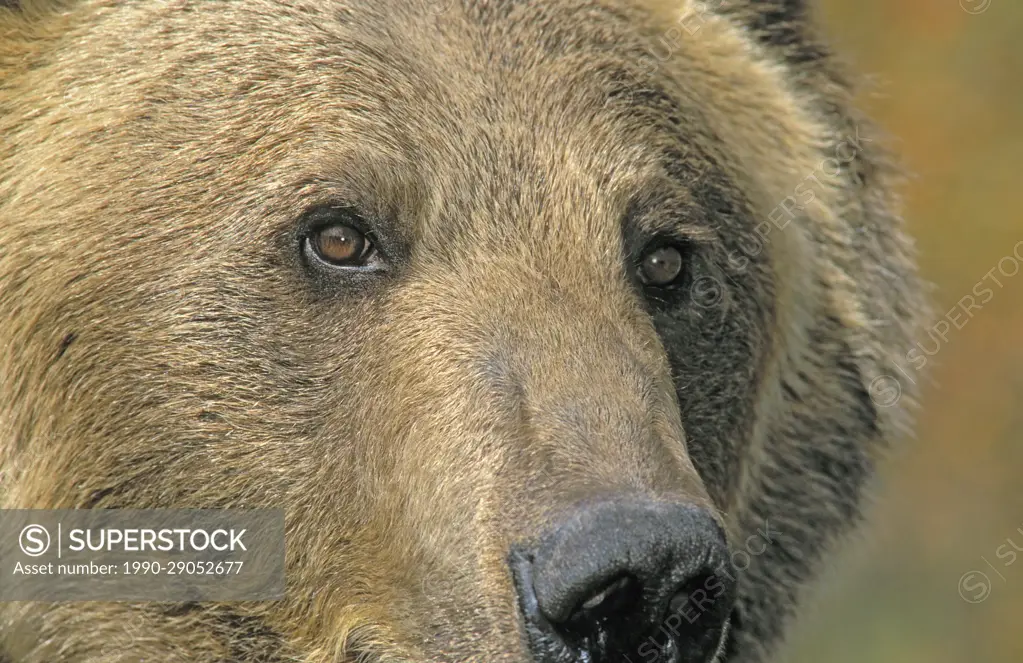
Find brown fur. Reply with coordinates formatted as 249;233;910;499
0;0;925;661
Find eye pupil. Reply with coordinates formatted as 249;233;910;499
640;245;684;286
312;224;368;265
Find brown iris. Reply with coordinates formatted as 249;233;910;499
310;224;371;266
639;245;685;286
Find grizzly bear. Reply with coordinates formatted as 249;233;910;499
0;0;925;661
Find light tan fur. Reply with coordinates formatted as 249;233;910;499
0;1;925;662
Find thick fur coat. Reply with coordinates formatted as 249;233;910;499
0;1;925;661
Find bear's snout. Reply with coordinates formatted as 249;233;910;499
510;499;736;663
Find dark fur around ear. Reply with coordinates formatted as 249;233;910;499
716;0;829;66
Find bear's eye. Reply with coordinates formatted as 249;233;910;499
306;223;375;267
638;244;685;287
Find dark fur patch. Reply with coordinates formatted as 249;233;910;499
720;0;830;66
55;331;77;360
82;486;118;508
214;612;287;663
160;601;203;617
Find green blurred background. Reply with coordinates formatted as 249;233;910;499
783;1;1023;662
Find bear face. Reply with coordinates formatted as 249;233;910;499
0;1;925;662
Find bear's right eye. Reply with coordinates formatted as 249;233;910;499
300;205;381;270
639;245;685;287
309;224;374;266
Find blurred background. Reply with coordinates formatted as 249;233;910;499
783;1;1023;662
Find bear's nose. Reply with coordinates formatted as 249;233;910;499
509;499;736;663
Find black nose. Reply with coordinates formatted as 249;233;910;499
510;499;736;663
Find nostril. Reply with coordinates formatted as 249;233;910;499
668;585;693;617
578;575;633;613
511;500;737;663
560;574;640;638
667;571;716;620
662;570;735;662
